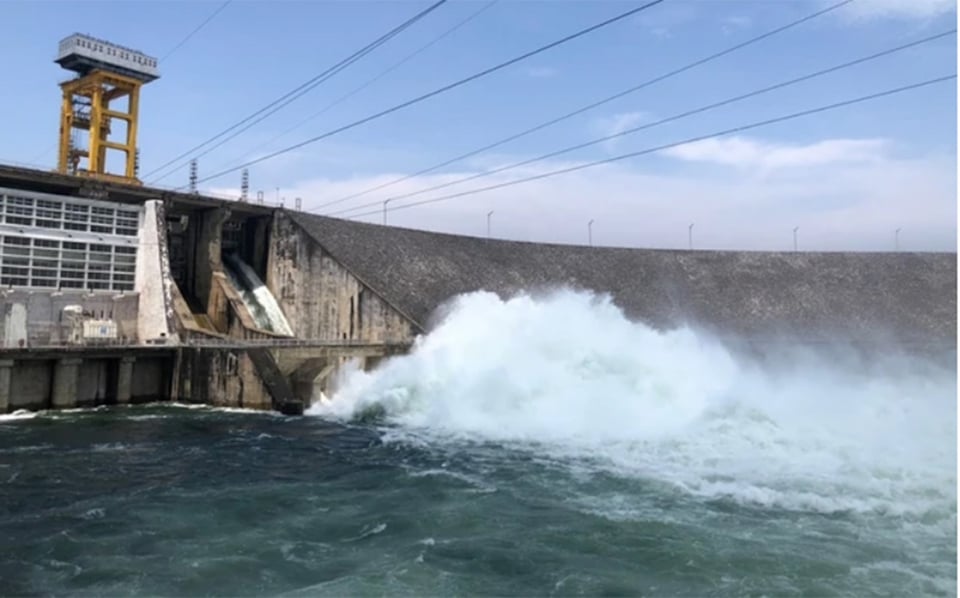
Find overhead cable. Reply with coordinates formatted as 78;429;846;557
341;74;956;221
144;0;449;182
193;0;668;185
217;0;501;172
328;29;957;217
314;0;855;212
161;0;234;62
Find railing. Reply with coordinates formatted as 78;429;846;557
182;337;412;349
0;161;287;208
0;337;412;352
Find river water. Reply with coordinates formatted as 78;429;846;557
1;291;956;596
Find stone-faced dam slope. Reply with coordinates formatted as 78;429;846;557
285;212;956;352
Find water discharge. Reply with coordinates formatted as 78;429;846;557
223;253;293;335
312;289;956;563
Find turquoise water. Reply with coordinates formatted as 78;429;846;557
1;291;956;596
0;402;954;597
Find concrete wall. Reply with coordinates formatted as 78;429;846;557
171;348;272;410
269;214;416;343
9;361;52;410
131;357;169;402
0;291;139;347
1;353;171;412
135;199;178;344
285;212;956;351
195;207;230;311
76;358;113;407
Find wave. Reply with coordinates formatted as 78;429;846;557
308;289;956;517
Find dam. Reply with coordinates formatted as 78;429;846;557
0;160;954;416
3;16;957;598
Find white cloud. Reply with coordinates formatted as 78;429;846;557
660;136;891;170
592;111;654;152
215;139;956;253
636;3;698;38
835;0;956;20
721;15;752;34
525;66;559;79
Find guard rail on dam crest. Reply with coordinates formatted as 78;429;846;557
0;337;411;352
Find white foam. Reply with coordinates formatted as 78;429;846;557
0;410;38;422
343;522;387;543
309;289;957;519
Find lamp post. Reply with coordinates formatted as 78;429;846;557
487;210;494;239
382;199;393;225
588;219;594;246
793;226;799;252
895;227;901;251
688;223;694;250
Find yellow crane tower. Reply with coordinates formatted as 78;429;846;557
54;34;159;185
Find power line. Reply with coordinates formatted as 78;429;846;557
26;143;57;165
147;0;447;183
314;0;854;213
161;0;233;62
194;0;668;186
215;0;501;174
143;0;449;182
340;75;956;222
328;29;956;217
149;2;450;185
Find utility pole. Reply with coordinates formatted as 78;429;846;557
188;159;198;194
688;223;694;250
382;199;393;225
895;227;901;251
588;219;594;246
487;210;494;239
793;226;799;252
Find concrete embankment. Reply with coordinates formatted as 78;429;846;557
286;212;956;354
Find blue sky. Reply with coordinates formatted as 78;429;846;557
1;0;956;250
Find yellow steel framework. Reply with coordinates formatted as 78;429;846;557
57;70;142;186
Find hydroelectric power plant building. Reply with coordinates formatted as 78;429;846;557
0;35;955;415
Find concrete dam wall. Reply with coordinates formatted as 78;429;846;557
0;159;953;415
284;212;956;352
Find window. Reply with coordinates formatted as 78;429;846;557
61;263;85;274
3;246;29;257
0;193;139;290
34;248;59;260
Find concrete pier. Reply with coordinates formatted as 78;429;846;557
0;359;13;413
117;356;135;404
51;357;82;409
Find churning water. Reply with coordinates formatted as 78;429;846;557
1;290;956;596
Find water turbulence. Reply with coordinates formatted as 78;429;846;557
312;289;957;592
223;253;293;335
